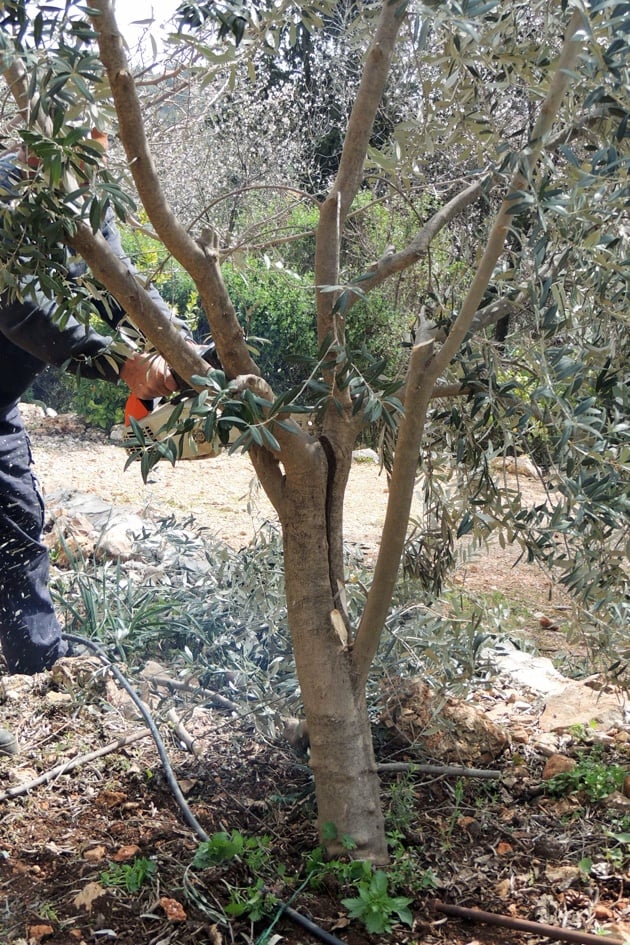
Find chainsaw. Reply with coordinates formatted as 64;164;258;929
122;343;233;460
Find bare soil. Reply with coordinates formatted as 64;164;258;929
1;418;623;945
28;418;561;605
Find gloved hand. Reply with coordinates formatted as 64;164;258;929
119;352;179;400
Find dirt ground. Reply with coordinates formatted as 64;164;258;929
1;416;624;945
27;415;562;609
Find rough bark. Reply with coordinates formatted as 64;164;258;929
280;451;387;861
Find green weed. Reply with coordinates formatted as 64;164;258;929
546;752;627;803
100;857;156;893
341;869;413;934
192;830;271;870
191;831;275;922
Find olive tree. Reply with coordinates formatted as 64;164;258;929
0;0;627;862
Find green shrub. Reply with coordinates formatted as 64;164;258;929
25;366;127;430
223;259;317;386
25;365;76;413
71;376;128;430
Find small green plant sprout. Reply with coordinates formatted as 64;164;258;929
37;902;59;922
191;831;275;923
304;845;372;891
192;830;271;869
224;878;277;922
578;856;593;878
320;823;358;853
604;831;630;870
567;721;599;742
100;857;156;893
341;869;413;934
386;774;417;834
545;753;627;803
193;830;246;867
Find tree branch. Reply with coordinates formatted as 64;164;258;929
353;340;435;686
69;225;213;381
343;176;488;312
429;9;585;382
89;0;258;382
469;297;522;333
377;762;501;779
0;731;150;802
0;54;211;386
315;0;406;337
353;9;586;685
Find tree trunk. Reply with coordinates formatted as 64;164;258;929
280;444;387;863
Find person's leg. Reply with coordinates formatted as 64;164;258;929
0;402;68;674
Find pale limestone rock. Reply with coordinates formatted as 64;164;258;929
539;683;628;733
44;690;73;707
1;674;36;701
50;656;105;693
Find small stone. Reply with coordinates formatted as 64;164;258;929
534;732;562;755
495;878;511;899
352;448;379;464
1;675;36;701
45;690;73;707
159;896;187;922
593;904;614;920
545;865;580;889
27;925;54;943
509;724;530;744
83;846;108;863
457;816;482;837
542;754;576;780
605;791;630;812
112;844;141;862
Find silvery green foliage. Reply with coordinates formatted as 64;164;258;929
52;516;497;725
1;0;628;665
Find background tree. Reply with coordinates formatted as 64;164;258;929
0;0;627;862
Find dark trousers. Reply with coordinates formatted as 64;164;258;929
0;402;68;673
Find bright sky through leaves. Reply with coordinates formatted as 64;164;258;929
113;0;179;51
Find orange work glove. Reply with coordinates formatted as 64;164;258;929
119;353;179;400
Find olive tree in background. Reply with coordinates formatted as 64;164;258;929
0;0;627;861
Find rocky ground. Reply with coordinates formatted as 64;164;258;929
1;410;628;945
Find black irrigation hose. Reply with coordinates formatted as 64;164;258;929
275;902;348;945
61;633;348;945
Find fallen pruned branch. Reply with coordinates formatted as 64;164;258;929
377;762;502;780
432;900;627;945
0;730;150;801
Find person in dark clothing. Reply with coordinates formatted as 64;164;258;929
0;135;184;690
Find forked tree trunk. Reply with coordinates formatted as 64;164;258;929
279;445;388;863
